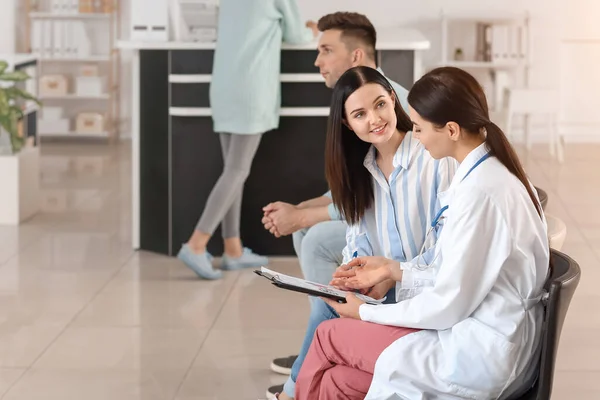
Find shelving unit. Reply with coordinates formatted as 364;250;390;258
23;0;120;142
435;11;531;112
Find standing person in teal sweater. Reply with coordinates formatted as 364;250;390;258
178;0;318;280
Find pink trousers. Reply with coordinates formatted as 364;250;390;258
295;318;419;400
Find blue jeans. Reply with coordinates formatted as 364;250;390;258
292;221;346;286
283;298;339;397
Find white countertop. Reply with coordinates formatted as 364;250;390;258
118;28;430;51
0;53;38;70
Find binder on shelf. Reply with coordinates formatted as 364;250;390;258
70;0;80;14
52;21;62;58
519;25;528;60
31;20;42;55
476;22;492;62
43;20;53;57
63;21;72;57
472;20;528;65
509;25;519;60
50;0;61;14
491;25;508;63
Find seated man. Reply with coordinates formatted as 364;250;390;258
261;11;411;398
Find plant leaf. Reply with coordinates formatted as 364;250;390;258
0;61;7;75
5;86;41;105
10;134;24;153
0;115;11;134
0;89;8;115
10;105;24;120
0;112;23;153
0;71;30;82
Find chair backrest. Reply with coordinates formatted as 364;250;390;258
513;249;581;400
534;186;548;211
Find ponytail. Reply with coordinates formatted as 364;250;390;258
406;65;544;218
484;122;554;275
483;121;542;218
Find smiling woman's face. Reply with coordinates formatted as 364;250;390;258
344;83;397;145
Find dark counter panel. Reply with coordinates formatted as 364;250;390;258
379;50;415;89
170;50;214;74
281;82;332;107
171;81;332;108
170;83;211;107
170;116;225;255
171;49;320;75
281;50;320;74
239;116;330;255
140;50;170;255
26;111;37;145
170;116;329;256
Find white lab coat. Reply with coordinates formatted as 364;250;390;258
359;143;550;400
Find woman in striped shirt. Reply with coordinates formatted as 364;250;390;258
275;66;457;400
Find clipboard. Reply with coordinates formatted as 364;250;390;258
254;267;384;305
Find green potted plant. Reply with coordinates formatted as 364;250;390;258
0;60;41;154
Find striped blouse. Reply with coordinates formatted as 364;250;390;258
342;131;458;269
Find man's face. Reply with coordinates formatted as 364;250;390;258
314;29;356;88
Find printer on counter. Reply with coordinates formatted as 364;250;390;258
170;0;219;42
130;0;169;41
130;0;218;42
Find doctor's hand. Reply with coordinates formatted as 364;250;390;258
330;276;394;300
323;293;364;320
331;257;401;290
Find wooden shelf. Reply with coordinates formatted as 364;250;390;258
30;12;110;20
40;94;110;100
436;60;528;69
39;131;109;138
40;56;111;62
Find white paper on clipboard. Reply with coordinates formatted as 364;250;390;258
257;267;385;305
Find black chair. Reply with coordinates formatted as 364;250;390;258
534;186;549;211
513;249;581;400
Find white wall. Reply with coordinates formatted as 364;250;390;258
558;0;600;142
118;0;579;141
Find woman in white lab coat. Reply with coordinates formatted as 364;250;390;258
294;66;550;400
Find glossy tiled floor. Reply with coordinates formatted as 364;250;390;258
0;141;598;399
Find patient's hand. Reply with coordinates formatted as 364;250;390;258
262;201;303;237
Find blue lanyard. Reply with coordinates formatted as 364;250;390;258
430;153;491;227
461;153;490;181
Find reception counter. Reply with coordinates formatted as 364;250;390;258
118;28;431;256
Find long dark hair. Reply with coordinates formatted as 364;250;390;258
407;67;543;218
325;66;413;225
